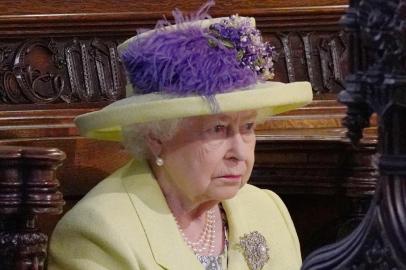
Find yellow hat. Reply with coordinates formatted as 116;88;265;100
75;4;312;141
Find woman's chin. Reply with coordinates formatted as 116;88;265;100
211;183;245;201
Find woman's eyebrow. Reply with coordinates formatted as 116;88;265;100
240;112;258;121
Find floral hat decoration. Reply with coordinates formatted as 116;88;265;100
74;1;313;141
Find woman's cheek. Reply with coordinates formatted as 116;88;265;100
201;139;225;154
196;145;216;162
204;138;226;149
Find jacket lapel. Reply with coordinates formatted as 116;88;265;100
222;197;250;270
121;160;203;270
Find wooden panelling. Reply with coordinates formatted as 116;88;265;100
0;6;347;38
0;31;347;105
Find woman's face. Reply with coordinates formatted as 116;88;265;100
157;110;257;205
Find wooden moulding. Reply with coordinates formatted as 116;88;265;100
0;5;347;37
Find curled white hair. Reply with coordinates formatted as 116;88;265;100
121;118;180;160
115;92;181;160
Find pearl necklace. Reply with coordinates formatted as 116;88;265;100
174;208;216;256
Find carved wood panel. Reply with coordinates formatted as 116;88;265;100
0;31;347;104
0;3;349;105
269;31;348;95
0;38;126;104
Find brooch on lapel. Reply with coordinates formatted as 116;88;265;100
239;231;270;270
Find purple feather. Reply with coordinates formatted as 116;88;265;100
121;1;257;97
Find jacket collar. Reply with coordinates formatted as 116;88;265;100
121;160;203;269
121;159;250;269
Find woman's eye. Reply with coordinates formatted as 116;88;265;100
244;122;255;131
214;125;226;133
203;124;227;140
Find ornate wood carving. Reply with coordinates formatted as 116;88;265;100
0;30;347;104
269;31;348;95
1;40;64;104
0;146;65;270
0;4;349;105
302;0;406;268
0;38;126;104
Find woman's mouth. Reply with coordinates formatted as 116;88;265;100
221;174;241;179
218;175;242;180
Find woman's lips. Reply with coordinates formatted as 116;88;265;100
218;175;242;180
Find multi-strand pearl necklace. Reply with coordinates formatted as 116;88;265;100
174;208;216;256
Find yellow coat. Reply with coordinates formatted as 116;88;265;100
49;160;301;270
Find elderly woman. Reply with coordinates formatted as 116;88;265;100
49;2;312;270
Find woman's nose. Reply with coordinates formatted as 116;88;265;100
225;132;252;161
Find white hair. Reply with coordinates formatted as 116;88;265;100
117;92;183;160
121;118;181;160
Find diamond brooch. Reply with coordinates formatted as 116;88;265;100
239;231;270;270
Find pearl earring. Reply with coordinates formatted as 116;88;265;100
156;157;164;166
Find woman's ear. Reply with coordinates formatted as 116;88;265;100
145;132;163;158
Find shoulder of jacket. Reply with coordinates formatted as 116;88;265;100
236;184;271;200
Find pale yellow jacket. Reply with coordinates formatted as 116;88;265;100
49;160;301;270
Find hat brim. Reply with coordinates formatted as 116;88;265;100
74;81;313;141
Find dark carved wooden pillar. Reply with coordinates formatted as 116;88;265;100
0;146;65;270
302;0;406;268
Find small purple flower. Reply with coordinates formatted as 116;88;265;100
208;15;275;80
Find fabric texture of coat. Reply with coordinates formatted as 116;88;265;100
49;160;301;270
